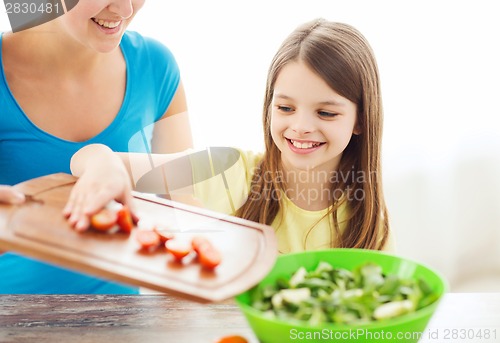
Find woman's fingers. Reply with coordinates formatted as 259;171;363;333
62;187;78;217
64;146;134;231
64;179;134;232
68;191;88;230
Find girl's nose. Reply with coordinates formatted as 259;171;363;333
107;0;134;19
290;111;314;135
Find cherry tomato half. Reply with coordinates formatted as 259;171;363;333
192;236;221;269
165;239;192;260
116;206;134;233
135;230;161;250
191;236;211;254
90;208;118;231
154;226;175;243
198;246;221;270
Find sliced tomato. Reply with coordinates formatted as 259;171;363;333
90;208;118;231
154;227;175;243
135;230;161;250
165;239;192;260
198;246;222;270
214;335;248;343
191;236;211;254
116;206;134;233
192;236;221;269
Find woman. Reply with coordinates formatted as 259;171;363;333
0;0;193;293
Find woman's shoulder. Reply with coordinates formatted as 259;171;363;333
122;31;162;48
121;31;177;64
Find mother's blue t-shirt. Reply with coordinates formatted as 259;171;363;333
0;31;180;293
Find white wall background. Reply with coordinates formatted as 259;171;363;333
2;1;500;291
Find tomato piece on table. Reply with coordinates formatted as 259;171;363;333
90;208;118;231
214;335;248;343
116;206;134;233
135;230;161;251
165;240;192;260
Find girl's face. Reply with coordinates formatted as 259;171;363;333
57;0;145;52
270;60;359;173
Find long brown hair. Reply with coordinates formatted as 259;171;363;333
236;19;389;250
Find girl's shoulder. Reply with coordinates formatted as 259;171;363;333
199;148;263;179
237;149;264;171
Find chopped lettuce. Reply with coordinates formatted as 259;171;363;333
250;261;438;325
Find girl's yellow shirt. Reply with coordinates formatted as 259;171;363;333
191;148;349;254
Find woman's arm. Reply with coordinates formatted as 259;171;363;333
0;186;25;204
151;81;193;154
64;144;244;230
65;144;195;231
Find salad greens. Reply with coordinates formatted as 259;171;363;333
250;261;439;325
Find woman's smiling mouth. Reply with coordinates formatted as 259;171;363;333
92;18;122;29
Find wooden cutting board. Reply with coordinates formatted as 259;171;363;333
0;173;278;302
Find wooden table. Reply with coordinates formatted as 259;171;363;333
1;293;499;343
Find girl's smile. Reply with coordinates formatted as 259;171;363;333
285;138;325;154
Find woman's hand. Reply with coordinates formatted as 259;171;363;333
0;185;26;205
63;144;135;231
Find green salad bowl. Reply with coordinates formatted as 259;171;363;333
235;248;447;343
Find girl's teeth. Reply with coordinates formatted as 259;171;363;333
291;140;320;149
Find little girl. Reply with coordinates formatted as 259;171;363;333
67;18;392;253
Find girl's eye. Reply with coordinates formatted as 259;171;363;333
318;110;338;118
277;105;294;113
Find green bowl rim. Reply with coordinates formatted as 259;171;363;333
235;248;449;330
